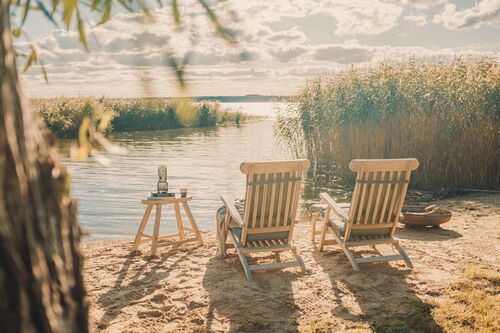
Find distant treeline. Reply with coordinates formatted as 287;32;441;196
276;57;499;191
32;97;258;138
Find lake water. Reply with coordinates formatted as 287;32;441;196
60;102;301;241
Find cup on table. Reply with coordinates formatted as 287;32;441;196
180;188;188;198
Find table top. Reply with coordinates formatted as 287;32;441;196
142;196;192;204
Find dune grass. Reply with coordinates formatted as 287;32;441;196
275;57;500;190
32;97;254;138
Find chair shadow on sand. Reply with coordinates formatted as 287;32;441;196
397;225;462;241
96;246;196;330
311;243;443;332
202;253;303;333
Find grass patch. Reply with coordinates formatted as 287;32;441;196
32;97;257;138
275;57;500;190
432;267;500;333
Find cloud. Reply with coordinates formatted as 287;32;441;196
16;0;498;97
321;0;403;36
268;46;308;62
401;0;447;9
312;45;373;63
433;0;500;30
404;14;427;25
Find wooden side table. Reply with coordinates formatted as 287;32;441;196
131;196;203;256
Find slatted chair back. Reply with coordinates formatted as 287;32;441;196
239;160;310;246
344;158;419;241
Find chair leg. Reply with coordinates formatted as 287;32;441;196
393;242;413;269
238;253;253;281
341;245;360;271
311;212;319;241
291;248;306;273
319;220;328;252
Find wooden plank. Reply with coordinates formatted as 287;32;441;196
386;171;402;223
355;254;404;264
239;245;292;253
246;226;291;233
142;197;192;205
391;171;411;237
259;173;269;229
282;172;293;227
243;174;253;227
349;158;419;172
379;171;395;224
240;159;310;174
355;171;369;224
248;261;301;271
275;174;285;227
288;169;302;242
174;202;186;240
371;171;386;224
150;204;162;256
363;171;377;224
350;223;394;229
251;174;261;229
132;204;153;251
268;173;277;228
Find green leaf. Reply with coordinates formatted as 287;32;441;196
166;55;186;89
197;0;236;44
12;28;22;38
22;46;37;73
63;0;76;28
35;0;58;26
76;7;88;51
39;59;49;83
172;0;180;26
21;0;32;25
99;0;111;24
51;0;60;15
91;0;99;10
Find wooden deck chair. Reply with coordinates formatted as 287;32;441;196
220;159;310;281
318;158;419;271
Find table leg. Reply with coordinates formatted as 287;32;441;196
182;201;203;245
132;204;153;251
174;202;186;240
151;204;162;256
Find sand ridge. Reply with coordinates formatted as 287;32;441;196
82;193;499;332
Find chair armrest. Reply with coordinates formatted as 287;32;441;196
220;196;244;227
319;192;349;222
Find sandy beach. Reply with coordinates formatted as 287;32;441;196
82;193;499;332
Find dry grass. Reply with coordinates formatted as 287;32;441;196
275;57;500;190
432;267;500;333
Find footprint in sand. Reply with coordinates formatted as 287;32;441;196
151;294;168;304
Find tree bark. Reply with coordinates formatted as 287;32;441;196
0;2;88;332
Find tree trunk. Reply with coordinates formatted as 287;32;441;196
0;2;88;332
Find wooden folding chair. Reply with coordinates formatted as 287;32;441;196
318;158;419;271
220;159;310;280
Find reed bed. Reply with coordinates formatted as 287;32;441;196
276;57;499;190
32;97;253;138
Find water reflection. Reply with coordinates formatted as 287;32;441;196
60;120;289;241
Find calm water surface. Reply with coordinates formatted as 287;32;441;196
60;103;293;241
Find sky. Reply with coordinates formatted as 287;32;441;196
13;0;500;97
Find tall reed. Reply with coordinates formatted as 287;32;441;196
276;57;500;190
